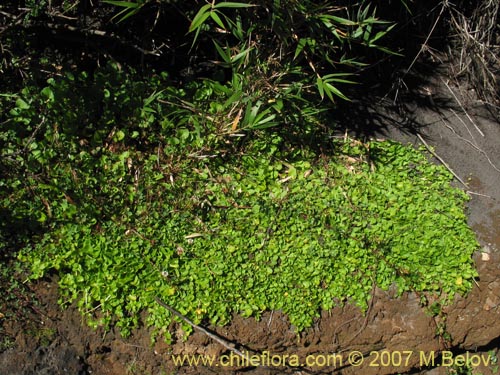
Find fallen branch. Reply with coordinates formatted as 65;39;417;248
467;191;492;199
441;78;485;137
440;118;500;174
0;8;27;35
155;297;247;358
1;12;166;57
156;294;394;373
449;108;477;147
417;133;468;188
43;22;165;57
342;281;376;347
403;2;446;79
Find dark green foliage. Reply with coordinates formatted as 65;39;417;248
186;0;400;105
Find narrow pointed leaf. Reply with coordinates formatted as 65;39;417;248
189;4;212;33
325;82;351;101
316;76;325;100
214;2;255;9
213;40;231;63
210;11;226;30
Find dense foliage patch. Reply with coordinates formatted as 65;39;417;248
1;65;478;340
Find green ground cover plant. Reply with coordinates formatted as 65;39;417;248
0;64;478;341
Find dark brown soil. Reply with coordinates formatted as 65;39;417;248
1;72;499;375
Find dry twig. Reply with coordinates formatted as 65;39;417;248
441;78;484;137
417;133;468;188
155;297;247;358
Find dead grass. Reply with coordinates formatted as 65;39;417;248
448;0;500;103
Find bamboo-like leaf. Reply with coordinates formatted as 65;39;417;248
189;3;213;33
210;11;226;30
249;102;260;121
213;40;232;63
351;26;364;39
362;17;391;25
318;17;334;30
230;46;252;64
324;82;351;101
316;76;325;100
119;11;141;22
339;55;368;66
102;0;143;22
358;4;371;20
223;91;243;109
369;45;403;56
102;0;141;8
253;114;277;129
324;84;334;102
323;73;354;79
224;14;246;40
400;0;412;14
331;28;343;43
320;14;357;26
324;75;357;85
369;24;396;44
213;2;255;9
143;90;164;107
293;38;307;60
363;24;373;43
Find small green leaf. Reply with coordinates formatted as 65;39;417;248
115;130;125;141
15;98;30;109
41;87;55;102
